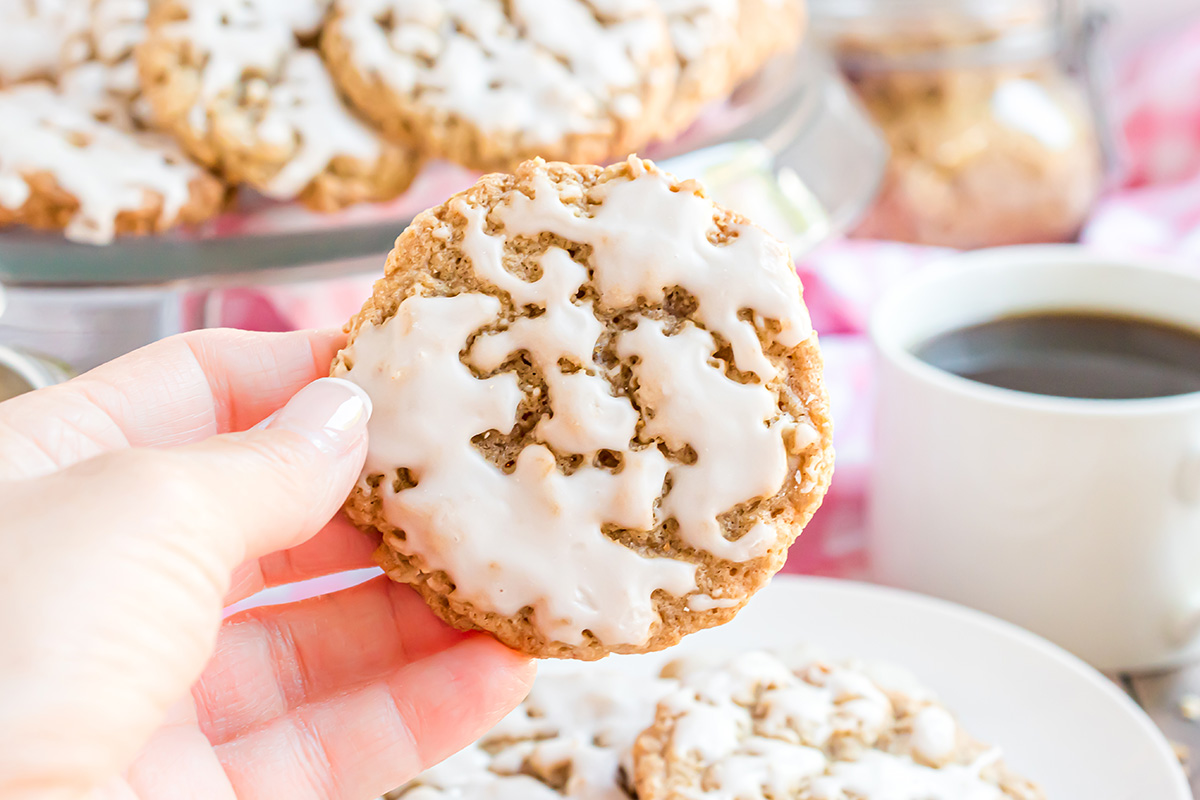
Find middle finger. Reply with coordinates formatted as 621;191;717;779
195;577;471;744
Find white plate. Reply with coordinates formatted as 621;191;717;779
543;576;1190;799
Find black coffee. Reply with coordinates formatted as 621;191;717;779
914;311;1200;399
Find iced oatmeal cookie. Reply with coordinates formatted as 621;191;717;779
138;0;419;210
633;651;1044;800
0;83;224;243
387;668;677;800
321;0;677;171
333;156;833;659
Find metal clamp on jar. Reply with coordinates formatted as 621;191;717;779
810;0;1116;249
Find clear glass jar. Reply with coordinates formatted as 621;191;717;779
809;0;1113;249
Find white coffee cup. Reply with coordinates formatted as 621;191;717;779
868;245;1200;672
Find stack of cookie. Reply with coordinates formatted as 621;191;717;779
385;651;1045;800
0;0;806;245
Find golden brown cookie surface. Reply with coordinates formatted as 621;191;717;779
333;156;832;659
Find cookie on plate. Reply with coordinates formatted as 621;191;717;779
387;668;677;799
332;156;833;659
0;83;224;243
321;0;677;172
138;0;419;210
633;651;1045;800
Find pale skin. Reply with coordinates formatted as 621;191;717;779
0;328;536;800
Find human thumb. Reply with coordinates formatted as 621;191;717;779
174;375;374;566
32;375;373;582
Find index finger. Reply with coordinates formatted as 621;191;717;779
0;328;342;480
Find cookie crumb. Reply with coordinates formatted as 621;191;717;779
1179;693;1200;721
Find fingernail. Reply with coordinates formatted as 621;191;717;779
260;378;372;454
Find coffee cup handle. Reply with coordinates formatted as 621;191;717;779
1179;440;1200;505
1169;440;1200;644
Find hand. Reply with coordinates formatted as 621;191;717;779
0;329;535;800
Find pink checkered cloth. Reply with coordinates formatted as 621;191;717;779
229;16;1200;602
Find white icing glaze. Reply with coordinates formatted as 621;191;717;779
686;593;743;611
810;750;1006;800
58;60;138;128
662;654;834;800
332;0;672;143
474;164;816;557
402;776;557;800
669;695;750;760
705;737;827;800
822;667;894;742
687;650;795;705
490;670;678;798
466;244;639;457
912;706;959;764
617;319;786;560
0;176;31;209
0;0;88;84
757;680;838;746
258;51;384;197
0;83;207;244
86;0;147;61
58;0;156;130
343;294;698;646
667;653;892;754
57;59;204;185
154;0;384;197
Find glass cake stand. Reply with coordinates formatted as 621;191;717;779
0;43;887;380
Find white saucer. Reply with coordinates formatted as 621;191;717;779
543;576;1190;798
